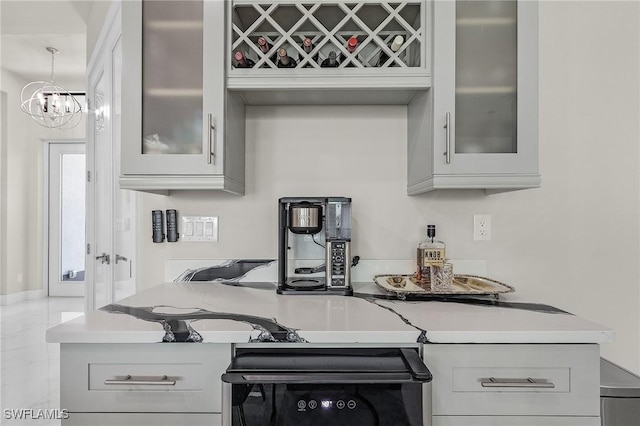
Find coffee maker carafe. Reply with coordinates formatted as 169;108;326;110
278;197;353;295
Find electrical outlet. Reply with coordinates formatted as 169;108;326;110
474;214;491;241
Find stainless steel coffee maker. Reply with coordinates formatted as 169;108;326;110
278;197;353;295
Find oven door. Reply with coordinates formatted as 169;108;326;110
221;347;432;426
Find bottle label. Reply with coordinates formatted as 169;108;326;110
420;248;445;266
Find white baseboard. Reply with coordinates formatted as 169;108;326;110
0;288;47;305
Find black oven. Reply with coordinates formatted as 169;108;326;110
221;347;432;426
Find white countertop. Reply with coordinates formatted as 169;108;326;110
46;282;614;345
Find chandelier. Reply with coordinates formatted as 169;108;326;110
20;47;83;130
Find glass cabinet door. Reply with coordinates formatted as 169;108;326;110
142;0;203;156
454;0;517;155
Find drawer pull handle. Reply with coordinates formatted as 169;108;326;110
104;375;176;386
481;377;555;389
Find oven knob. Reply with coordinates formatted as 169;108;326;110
297;400;306;410
308;400;317;410
347;400;357;409
337;400;345;410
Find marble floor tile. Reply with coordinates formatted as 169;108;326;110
1;297;83;425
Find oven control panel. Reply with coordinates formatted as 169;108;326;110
279;392;374;424
296;398;358;411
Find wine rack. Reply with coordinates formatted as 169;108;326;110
227;1;430;103
231;1;425;70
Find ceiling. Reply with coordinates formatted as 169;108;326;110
1;0;94;84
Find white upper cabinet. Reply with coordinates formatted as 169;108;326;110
408;0;540;194
121;0;245;194
118;0;539;194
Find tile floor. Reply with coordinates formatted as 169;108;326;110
1;297;84;425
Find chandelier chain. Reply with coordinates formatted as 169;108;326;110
50;49;55;83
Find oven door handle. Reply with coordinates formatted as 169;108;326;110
400;348;433;382
221;372;419;384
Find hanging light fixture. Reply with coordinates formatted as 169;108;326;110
20;47;83;130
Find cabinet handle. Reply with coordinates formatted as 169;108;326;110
480;377;555;389
104;375;176;386
444;112;451;164
208;113;216;165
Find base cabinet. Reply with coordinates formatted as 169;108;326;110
60;343;231;424
424;344;601;424
64;413;220;426
433;416;599;426
59;342;602;425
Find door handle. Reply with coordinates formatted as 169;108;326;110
115;254;128;264
95;253;111;265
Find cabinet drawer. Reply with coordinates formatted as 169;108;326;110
61;343;231;413
64;413;220;426
433;415;600;426
424;344;600;417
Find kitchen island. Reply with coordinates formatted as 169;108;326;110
47;281;613;425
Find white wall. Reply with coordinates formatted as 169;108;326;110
134;1;640;371
86;1;114;63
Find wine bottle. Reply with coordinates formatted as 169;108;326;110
339;36;358;67
320;51;339;68
276;48;297;68
257;36;276;66
257;36;271;54
377;35;404;67
299;37;319;67
233;51;255;68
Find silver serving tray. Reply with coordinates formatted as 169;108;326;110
374;274;515;296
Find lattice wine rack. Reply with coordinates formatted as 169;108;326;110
230;1;425;71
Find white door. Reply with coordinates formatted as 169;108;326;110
85;3;135;312
47;141;86;297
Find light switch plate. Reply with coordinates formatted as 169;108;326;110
181;216;218;242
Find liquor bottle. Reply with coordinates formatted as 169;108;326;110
339;36;358;67
233;51;255;68
298;37;319;67
416;225;445;289
377;35;404;67
257;36;276;66
320;51;339;68
276;48;297;68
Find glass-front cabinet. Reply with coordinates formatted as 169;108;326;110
121;0;245;194
407;0;540;194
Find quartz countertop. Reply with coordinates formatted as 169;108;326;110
46;281;614;345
